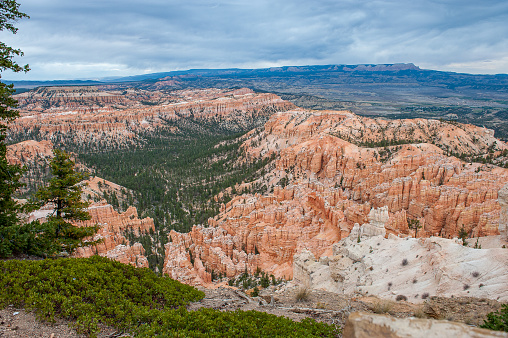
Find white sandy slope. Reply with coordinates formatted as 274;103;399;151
294;235;508;303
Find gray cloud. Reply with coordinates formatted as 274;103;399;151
1;0;507;80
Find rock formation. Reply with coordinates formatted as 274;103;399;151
73;203;155;268
498;183;508;241
163;109;508;286
293;234;508;303
10;87;508;294
6;139;54;165
7;140;154;269
9;87;293;149
343;312;508;338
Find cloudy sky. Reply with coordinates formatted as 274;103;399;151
1;0;508;80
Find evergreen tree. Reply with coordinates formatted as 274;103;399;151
407;218;422;238
34;149;100;254
0;0;29;257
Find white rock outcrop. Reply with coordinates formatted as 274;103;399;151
343;312;508;338
498;183;508;241
293;234;508;303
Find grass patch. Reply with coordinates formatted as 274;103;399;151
295;286;311;302
372;300;393;314
0;257;338;337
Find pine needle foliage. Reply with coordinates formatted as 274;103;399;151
33;149;99;254
0;0;29;257
0;257;204;336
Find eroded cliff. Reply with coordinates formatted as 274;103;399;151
163;109;508;285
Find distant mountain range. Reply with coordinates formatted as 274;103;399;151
6;63;508;138
7;63;507;89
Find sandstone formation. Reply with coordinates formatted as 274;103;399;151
343;312;508;338
293;234;508;303
73;203;155;268
7;139;154;269
6;140;54;195
9;87;293;149
498;183;508;241
26;201;154;268
163;109;508;285
6;139;54;166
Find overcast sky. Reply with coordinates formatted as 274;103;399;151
1;0;508;80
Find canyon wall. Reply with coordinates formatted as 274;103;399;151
73;203;155;268
163;109;508;285
9;87;293;149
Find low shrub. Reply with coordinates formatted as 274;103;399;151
251;287;259;297
0;257;338;337
372;300;392;314
480;305;508;332
396;295;408;302
295;287;311;302
135;307;339;337
0;256;203;335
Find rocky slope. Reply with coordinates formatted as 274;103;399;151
7;140;155;268
293;234;508;303
9;87;293;150
73;203;155;268
163;109;508;287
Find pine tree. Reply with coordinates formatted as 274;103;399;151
34;149;100;254
0;0;29;257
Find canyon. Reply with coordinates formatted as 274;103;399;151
163;109;508;290
8;86;508;305
7;140;155;268
9;86;293;150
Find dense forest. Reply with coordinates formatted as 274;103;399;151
76;120;273;271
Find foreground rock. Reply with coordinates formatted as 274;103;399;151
343;312;508;338
294;234;508;303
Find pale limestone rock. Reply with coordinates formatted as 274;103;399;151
360;207;388;237
350;223;361;239
343;312;508;338
294;236;508;303
498;183;508;241
293;250;337;292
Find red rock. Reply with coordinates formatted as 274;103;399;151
164;109;508;285
73;203;155;268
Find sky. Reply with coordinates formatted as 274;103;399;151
1;0;508;81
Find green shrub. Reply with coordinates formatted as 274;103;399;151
0;256;203;336
481;305;508;332
0;257;339;337
135;307;338;337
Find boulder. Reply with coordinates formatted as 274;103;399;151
343;312;508;338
